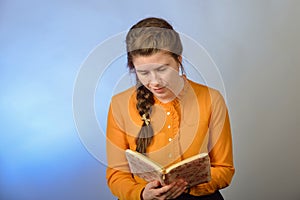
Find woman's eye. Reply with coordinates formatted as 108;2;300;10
139;71;149;76
157;67;166;72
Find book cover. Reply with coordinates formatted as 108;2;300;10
125;149;211;187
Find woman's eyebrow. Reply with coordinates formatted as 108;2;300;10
135;63;169;72
135;69;149;72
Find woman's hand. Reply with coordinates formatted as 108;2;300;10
141;179;188;200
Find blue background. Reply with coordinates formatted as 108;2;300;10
1;1;300;200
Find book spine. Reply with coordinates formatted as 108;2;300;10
161;169;166;185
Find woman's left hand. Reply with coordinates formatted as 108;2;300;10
142;179;188;200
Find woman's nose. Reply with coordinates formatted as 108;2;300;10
148;72;160;85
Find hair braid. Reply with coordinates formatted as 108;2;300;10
135;84;154;154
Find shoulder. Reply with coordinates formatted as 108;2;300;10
186;79;228;115
187;79;221;99
109;86;138;117
111;86;136;103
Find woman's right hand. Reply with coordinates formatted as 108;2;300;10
141;179;188;200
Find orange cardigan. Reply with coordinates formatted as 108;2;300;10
106;79;235;200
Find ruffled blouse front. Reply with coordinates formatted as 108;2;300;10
146;97;181;167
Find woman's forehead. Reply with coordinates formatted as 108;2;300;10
132;52;175;67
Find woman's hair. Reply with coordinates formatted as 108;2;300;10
125;17;183;154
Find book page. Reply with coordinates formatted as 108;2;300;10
165;153;208;173
125;150;163;172
125;149;165;183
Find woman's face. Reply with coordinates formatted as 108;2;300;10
133;51;183;103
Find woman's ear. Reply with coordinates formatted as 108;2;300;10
177;55;185;74
178;55;182;64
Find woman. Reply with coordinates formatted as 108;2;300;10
106;17;234;200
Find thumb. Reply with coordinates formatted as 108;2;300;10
149;180;161;189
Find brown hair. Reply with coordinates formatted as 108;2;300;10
126;17;183;154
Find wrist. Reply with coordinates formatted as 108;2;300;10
140;187;145;200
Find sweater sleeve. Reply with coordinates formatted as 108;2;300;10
189;91;235;196
106;102;146;200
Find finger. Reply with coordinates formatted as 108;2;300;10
169;184;187;199
163;180;187;199
148;180;161;189
156;182;176;196
143;181;162;200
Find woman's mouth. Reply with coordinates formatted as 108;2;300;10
153;87;165;94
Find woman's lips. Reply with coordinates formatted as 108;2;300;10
153;87;165;93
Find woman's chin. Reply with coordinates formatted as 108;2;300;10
153;93;176;103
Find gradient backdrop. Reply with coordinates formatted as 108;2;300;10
1;1;300;200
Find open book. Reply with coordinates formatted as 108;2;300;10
125;149;211;187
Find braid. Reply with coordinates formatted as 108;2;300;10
135;84;155;154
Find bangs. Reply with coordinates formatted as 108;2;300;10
130;48;162;57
